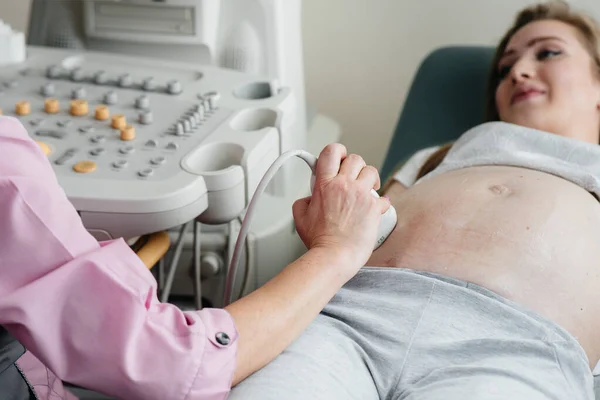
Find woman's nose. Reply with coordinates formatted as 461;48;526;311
510;58;535;83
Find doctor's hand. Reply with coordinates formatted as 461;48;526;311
292;143;391;275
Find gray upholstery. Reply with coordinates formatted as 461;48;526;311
380;46;496;179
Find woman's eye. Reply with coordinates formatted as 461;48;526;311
537;49;562;60
498;49;562;80
498;65;512;80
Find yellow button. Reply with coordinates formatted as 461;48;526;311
73;160;97;174
44;98;60;114
95;105;110;121
120;125;136;141
70;100;89;116
16;101;30;116
111;114;126;129
0;108;3;115
35;141;51;156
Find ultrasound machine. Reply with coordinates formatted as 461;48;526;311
1;0;341;308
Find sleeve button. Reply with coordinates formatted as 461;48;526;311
215;332;231;346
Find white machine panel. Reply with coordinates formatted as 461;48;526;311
0;46;293;240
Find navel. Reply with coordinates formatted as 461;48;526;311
488;184;511;195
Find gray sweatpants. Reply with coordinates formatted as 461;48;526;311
229;267;594;399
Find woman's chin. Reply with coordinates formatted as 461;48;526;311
502;114;551;133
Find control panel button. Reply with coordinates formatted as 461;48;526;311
166;142;179;150
72;87;87;100
118;73;133;88
90;134;106;144
79;125;95;133
182;119;191;133
103;91;118;105
95;105;110;121
40;83;55;97
55;148;77;165
145;139;158;148
15;101;30;116
193;111;202;125
120;125;136;141
150;156;166;165
113;160;128;169
89;147;105;156
57;120;72;128
36;130;66;139
46;65;61;79
135;95;150;109
142;77;156;91
111;114;127;130
70;68;85;82
119;145;135;154
200;95;211;113
138;168;153;177
94;70;109;85
204;91;220;111
73;160;97;174
167;80;182;95
44;98;60;114
70;100;89;116
29;118;45;127
175;122;184;136
189;115;197;129
194;104;205;121
139;111;153;125
36;141;51;156
3;80;18;89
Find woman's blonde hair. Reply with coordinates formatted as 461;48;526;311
411;1;600;181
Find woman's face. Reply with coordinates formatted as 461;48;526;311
495;19;600;144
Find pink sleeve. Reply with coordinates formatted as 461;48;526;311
0;116;238;400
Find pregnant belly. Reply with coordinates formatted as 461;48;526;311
370;165;600;365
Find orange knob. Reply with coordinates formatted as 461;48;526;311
44;98;60;114
16;101;30;116
36;141;51;156
111;114;127;130
73;160;97;174
120;125;136;141
95;105;110;121
70;100;89;116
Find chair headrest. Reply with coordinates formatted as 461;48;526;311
381;46;496;178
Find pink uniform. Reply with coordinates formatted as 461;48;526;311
0;116;238;399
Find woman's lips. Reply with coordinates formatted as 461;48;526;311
511;89;544;105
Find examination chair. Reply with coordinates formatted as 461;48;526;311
380;46;494;180
380;45;600;399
